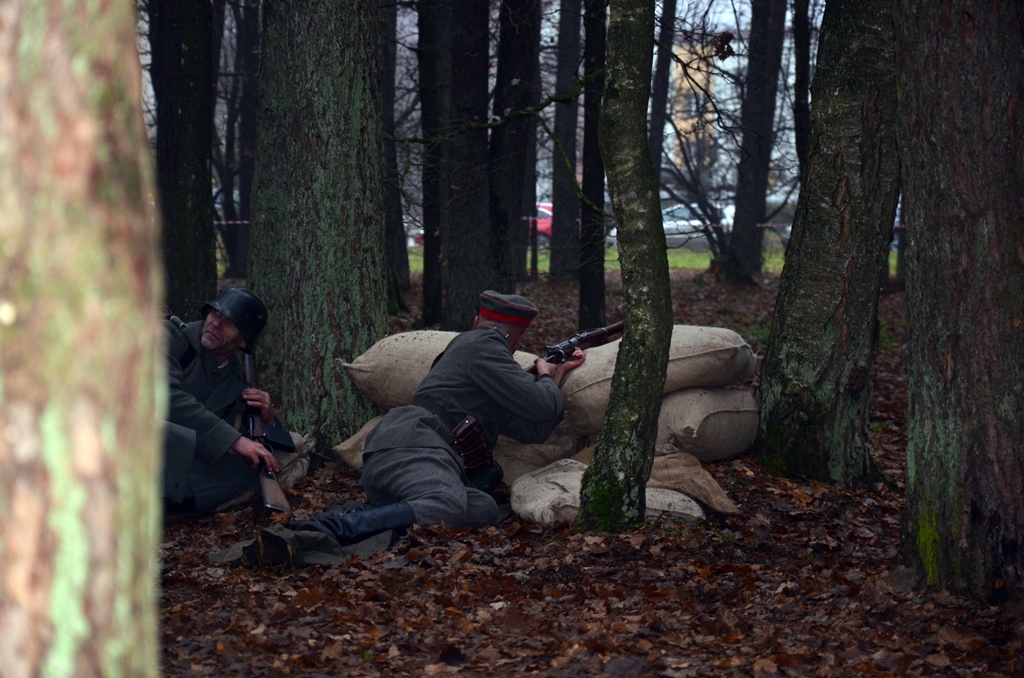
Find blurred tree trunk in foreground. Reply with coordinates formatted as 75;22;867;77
249;0;387;449
896;0;1024;602
150;0;217;316
578;0;672;532
0;1;163;674
758;0;900;486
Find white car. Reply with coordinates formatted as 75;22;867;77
605;203;711;250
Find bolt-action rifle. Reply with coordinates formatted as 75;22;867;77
541;321;624;364
241;351;293;513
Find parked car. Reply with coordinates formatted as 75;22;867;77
404;215;424;247
533;203;552;247
605;203;710;250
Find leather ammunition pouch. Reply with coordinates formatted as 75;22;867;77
450;415;493;473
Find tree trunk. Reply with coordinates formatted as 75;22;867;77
233;0;261;280
417;0;452;327
578;0;672;532
647;0;677;170
792;0;811;190
249;0;387;450
443;0;496;329
549;0;582;281
381;0;411;306
578;0;608;330
723;0;786;285
0;1;162;674
489;0;542;293
151;0;217;317
896;0;1024;602
758;0;900;486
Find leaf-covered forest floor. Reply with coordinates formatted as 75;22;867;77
161;270;1024;677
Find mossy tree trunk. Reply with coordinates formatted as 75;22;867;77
150;0;217;317
758;0;900;486
0;1;163;674
249;0;387;451
578;0;672;532
896;0;1024;601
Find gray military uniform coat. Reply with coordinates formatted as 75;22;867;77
362;327;565;527
163;319;257;511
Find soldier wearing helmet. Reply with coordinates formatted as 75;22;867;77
163;287;285;514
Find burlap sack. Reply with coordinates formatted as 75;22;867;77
648;446;741;515
333;415;384;470
572;444;739;515
655;387;758;462
510;459;705;527
493;420;577;486
338;331;539;410
561;325;755;435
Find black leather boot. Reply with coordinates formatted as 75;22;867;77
287;502;416;546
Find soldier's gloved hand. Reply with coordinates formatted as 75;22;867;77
232;436;280;472
241;387;275;424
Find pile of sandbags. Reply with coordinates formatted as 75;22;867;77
334;326;759;524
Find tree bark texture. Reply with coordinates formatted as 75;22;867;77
443;0;496;329
250;0;387;451
381;0;411;305
792;0;811;190
578;0;608;330
758;0;900;486
233;0;261;280
724;0;786;284
489;0;542;293
417;0;452;326
647;0;677;170
150;0;217;318
578;0;672;532
896;0;1024;601
0;1;163;675
549;0;582;281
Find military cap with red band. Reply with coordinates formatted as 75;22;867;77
478;290;538;327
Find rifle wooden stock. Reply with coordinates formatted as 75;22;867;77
242;351;291;513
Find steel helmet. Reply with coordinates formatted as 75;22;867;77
200;287;268;349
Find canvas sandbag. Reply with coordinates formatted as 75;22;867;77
560;325;755;435
510;459;705;527
337;331;539;410
656;387;758;462
572;443;739;516
492;420;577;486
333;415;384;470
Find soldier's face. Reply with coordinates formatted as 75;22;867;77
201;309;245;356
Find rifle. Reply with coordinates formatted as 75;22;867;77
541;321;624;363
241;351;293;513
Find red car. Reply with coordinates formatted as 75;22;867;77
527;202;552;247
